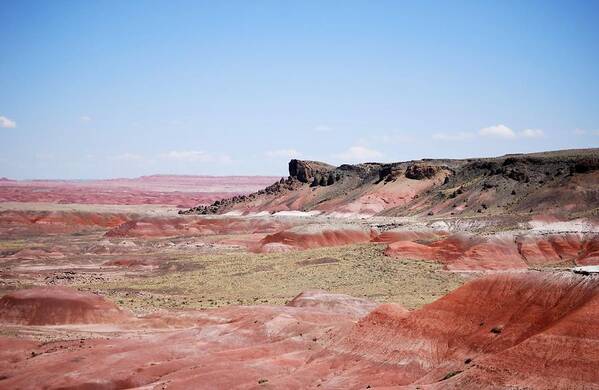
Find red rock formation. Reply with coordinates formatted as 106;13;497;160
372;230;444;244
0;287;130;325
384;234;525;270
0;210;129;237
516;234;583;265
0;295;365;389
385;233;599;270
429;272;599;389
579;236;599;265
105;216;291;238
256;228;373;252
0;272;597;389
291;271;599;388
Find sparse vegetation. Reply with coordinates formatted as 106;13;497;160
441;370;462;381
79;244;465;313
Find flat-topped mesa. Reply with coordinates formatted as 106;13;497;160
180;148;599;217
289;159;336;183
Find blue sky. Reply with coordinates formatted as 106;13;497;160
1;0;598;179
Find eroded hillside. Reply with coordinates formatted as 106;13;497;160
183;148;599;219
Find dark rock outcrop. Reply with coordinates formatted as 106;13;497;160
405;164;443;180
181;148;599;217
289;160;335;183
574;157;599;173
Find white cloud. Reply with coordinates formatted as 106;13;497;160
265;149;303;159
435;124;544;141
432;131;475;141
160;150;232;164
479;124;516;139
314;125;332;133
520;128;544;138
333;146;383;163
80;115;92;123
0;115;16;128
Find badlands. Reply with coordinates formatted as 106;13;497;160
1;149;598;389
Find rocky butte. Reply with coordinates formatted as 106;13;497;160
182;148;599;218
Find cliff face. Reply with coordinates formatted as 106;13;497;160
288;160;335;183
181;148;599;219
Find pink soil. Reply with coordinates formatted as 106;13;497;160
0;293;364;389
371;230;445;244
105;217;292;238
385;234;527;270
0;175;280;207
385;233;599;270
323;174;446;216
2;272;595;389
579;236;599;265
304;271;599;388
0;210;129;237
256;229;374;252
517;234;584;265
0;287;130;325
7;248;65;260
287;290;377;318
103;258;159;268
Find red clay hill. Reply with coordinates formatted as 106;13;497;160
0;287;130;325
182;148;599;218
1;271;597;389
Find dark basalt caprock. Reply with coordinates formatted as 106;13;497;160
181;148;599;217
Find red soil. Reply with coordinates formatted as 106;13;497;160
385;233;599;270
0;175;280;207
430;272;599;389
288;271;599;388
580;236;599;265
385;234;527;270
105;217;291;238
0;296;363;389
103;258;159;268
7;248;65;260
0;272;596;389
256;229;374;252
517;234;585;265
371;230;444;244
287;290;377;318
0;287;130;325
0;210;129;237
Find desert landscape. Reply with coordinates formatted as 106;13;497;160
2;1;598;388
1;150;598;389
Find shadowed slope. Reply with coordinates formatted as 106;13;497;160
0;287;130;325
